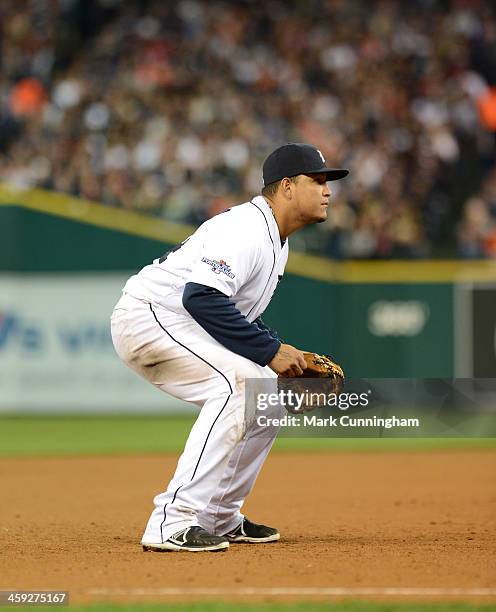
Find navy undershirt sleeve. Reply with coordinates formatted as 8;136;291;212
253;316;282;343
182;282;281;366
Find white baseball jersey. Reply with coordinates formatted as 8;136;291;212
123;195;288;321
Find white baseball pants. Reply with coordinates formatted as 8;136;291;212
110;293;277;543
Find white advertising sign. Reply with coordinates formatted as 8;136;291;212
0;274;191;413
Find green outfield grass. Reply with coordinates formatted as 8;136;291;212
0;415;495;458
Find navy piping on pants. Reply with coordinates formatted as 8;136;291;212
149;304;234;542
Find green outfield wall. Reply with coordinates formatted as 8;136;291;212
1;185;495;412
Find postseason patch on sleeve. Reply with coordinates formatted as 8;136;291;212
201;257;236;279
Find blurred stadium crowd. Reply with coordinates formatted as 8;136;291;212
1;0;496;258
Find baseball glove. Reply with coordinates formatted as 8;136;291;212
278;352;345;412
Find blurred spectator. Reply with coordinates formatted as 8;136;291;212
9;78;47;116
458;168;496;258
478;87;496;131
1;0;496;259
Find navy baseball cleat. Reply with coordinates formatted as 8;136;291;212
224;517;280;543
142;526;229;552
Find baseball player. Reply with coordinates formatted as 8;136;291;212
111;143;348;552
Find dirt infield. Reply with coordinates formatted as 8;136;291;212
1;450;495;604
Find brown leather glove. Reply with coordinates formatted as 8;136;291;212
278;352;345;412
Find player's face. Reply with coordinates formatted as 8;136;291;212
294;173;331;223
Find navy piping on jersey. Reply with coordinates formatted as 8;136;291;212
149;303;233;543
247;200;276;319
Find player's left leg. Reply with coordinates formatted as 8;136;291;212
197;367;280;540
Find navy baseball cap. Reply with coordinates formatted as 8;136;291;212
262;143;349;186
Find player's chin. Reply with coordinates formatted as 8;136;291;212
315;207;328;223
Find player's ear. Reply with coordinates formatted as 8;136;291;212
280;177;294;199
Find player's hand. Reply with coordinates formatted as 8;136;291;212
269;344;307;376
